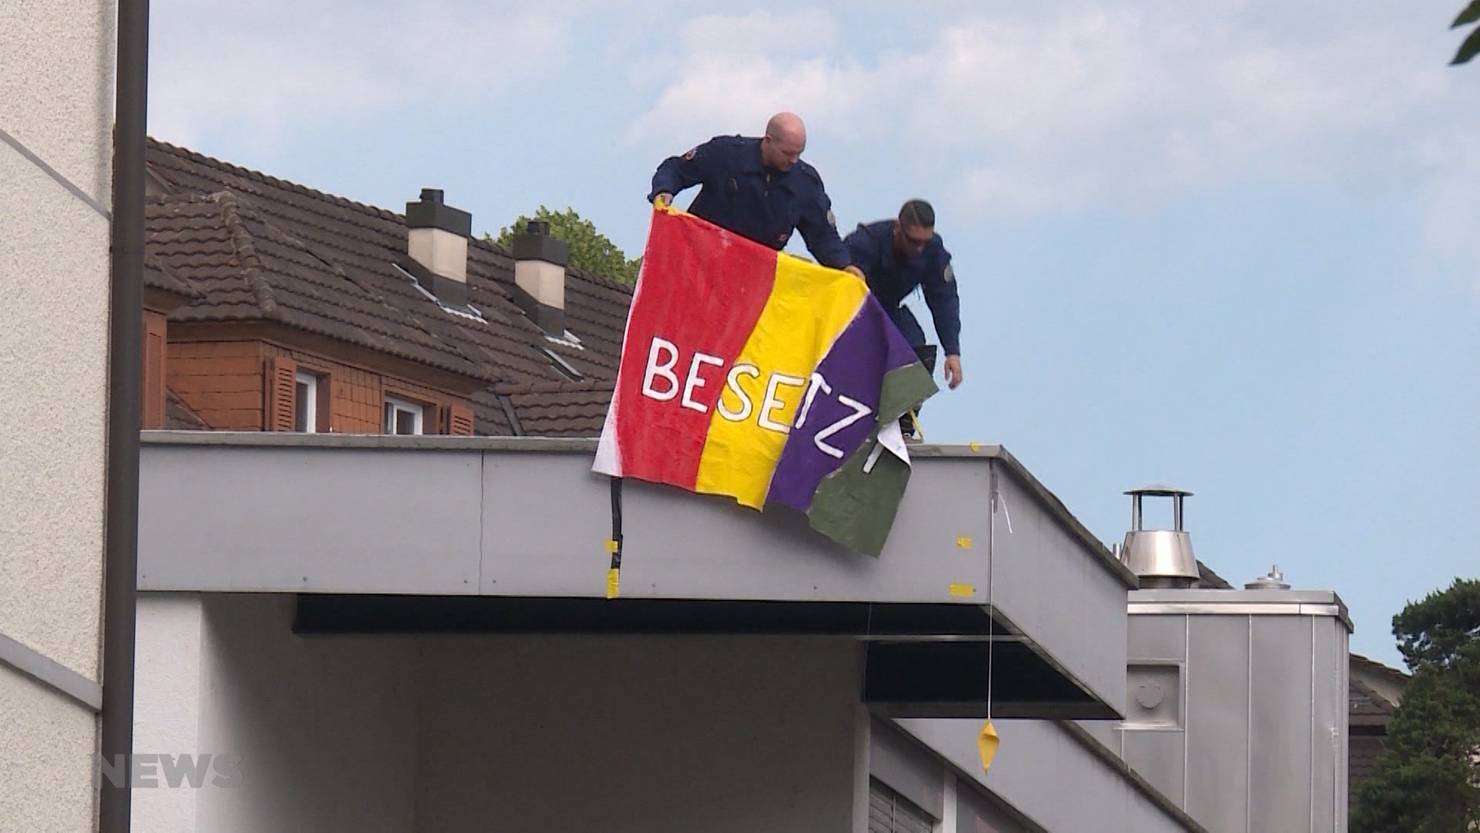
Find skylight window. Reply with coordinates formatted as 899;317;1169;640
545;330;584;350
536;345;583;381
391;262;486;322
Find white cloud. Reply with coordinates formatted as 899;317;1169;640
149;1;570;149
1411;130;1480;283
625;1;1480;269
624;9;858;144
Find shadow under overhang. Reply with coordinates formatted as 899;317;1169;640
293;594;1115;720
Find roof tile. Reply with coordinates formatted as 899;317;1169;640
145;138;635;436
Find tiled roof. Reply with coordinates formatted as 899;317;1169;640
1350;652;1409;688
1349;676;1396;719
144;253;201;299
496;381;614;438
144;138;634;436
165;389;210;430
1349;734;1388;793
1196;561;1233;589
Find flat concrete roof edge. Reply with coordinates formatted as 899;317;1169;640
140;432;1135;587
988;446;1138;589
1128;589;1353;632
1055;720;1212;833
142;432;1022;459
141;430;599;452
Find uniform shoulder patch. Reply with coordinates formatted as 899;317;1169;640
826;209;837;228
944;263;955;283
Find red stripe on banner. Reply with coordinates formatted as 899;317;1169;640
613;209;778;489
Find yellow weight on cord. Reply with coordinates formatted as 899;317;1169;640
977;720;1000;771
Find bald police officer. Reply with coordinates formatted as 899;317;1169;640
650;112;860;275
845;200;964;422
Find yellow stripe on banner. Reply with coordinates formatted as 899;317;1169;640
694;254;870;508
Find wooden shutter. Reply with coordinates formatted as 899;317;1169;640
448;401;475;436
140;313;168;429
264;356;298;432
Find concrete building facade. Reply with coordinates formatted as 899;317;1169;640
0;2;117;831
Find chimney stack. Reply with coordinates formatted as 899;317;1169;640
1119;485;1200;589
406;188;471;305
511;220;568;336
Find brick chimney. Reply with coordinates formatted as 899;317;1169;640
406;188;471;306
511;220;568;336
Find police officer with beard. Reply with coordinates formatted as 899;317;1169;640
845;199;963;436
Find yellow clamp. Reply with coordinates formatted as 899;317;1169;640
605;539;619;554
605;568;621;600
948;583;975;598
908;409;926;443
956;536;974;550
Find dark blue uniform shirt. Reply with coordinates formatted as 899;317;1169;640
649;135;851;270
844;220;961;356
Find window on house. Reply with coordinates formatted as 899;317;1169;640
868;778;934;833
294;370;320;433
383;395;425;435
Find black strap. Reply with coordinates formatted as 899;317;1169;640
608;476;624;572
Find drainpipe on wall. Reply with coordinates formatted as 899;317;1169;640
100;1;148;832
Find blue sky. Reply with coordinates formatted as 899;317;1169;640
150;0;1480;668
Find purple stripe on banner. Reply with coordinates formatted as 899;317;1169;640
767;298;921;511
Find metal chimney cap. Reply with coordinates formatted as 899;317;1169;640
1124;484;1194;497
1245;565;1291;590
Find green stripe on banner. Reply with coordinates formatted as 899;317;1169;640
807;426;912;557
876;362;938;424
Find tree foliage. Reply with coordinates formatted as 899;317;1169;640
1352;578;1480;833
492;206;640;285
1452;1;1480;65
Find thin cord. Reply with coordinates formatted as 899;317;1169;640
987;484;995;721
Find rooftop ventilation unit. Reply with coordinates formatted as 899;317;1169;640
1120;485;1200;589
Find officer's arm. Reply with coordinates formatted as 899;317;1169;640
797;190;853;271
842;225;879;279
922;254;962;357
649;140;715;203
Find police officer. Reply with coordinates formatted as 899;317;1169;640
845;200;964;428
650;112;861;276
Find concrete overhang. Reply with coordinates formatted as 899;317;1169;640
893;717;1209;833
138;432;1133;719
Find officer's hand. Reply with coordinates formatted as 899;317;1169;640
944;355;964;390
653;193;673;208
844;265;865;279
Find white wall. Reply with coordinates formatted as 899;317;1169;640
196;595;420;833
137;594;867;833
0;0;115;680
416;633;863;833
0;1;115;830
131;596;208;833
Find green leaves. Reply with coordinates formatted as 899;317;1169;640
1452;1;1480;64
492;206;640;285
1351;578;1480;832
1393;578;1480;670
